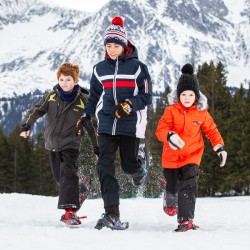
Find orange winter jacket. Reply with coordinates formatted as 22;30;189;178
155;100;224;169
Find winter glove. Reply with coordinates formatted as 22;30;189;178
115;99;132;119
20;124;31;138
167;131;185;150
20;124;30;132
214;144;227;167
75;113;91;136
93;146;99;157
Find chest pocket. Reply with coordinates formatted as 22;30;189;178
191;121;202;135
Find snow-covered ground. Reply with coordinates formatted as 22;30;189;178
0;193;249;250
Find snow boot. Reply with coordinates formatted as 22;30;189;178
95;213;129;230
174;220;199;232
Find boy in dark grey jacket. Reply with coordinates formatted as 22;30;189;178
20;62;99;226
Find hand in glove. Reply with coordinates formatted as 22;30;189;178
93;146;99;160
115;99;132;119
75;113;91;136
214;144;227;167
167;131;185;150
20;124;31;138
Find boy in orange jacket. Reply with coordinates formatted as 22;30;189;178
155;63;227;232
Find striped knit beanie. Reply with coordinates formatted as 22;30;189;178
104;16;128;48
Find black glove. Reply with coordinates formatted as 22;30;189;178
20;124;30;132
75;114;91;136
93;146;99;157
214;144;227;167
115;99;132;119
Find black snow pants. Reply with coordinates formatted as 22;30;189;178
163;164;199;222
96;133;142;217
48;148;80;210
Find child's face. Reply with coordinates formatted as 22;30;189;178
179;90;196;107
105;43;124;60
58;74;77;92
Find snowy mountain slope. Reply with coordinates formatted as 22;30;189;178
0;193;249;250
0;0;36;25
0;0;249;99
0;0;88;97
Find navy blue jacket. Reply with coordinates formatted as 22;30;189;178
84;42;152;138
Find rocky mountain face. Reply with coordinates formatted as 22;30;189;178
0;0;249;135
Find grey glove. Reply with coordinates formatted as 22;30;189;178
167;131;185;150
214;144;227;167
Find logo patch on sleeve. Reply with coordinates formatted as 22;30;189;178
48;93;56;102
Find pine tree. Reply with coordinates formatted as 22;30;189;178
225;84;250;195
78;133;101;199
33;133;58;196
0;128;13;192
197;61;231;196
243;84;250;195
144;86;171;197
8;126;37;193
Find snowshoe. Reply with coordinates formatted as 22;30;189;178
94;213;129;231
60;209;82;228
174;220;199;232
164;206;178;216
163;189;178;216
131;138;150;188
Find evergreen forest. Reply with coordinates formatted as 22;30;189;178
0;61;249;198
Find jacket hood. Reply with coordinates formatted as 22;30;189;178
79;86;89;95
105;40;138;62
168;89;208;111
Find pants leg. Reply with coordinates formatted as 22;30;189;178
49;149;80;210
163;168;179;208
177;164;199;222
96;134;120;215
48;150;61;185
119;135;141;174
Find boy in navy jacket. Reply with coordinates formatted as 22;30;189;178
76;16;152;230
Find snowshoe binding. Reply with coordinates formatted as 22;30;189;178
94;213;129;231
163;189;178;216
174;220;199;232
164;207;178;216
61;209;82;228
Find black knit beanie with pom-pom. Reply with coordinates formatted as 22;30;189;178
177;63;200;99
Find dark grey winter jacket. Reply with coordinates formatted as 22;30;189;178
20;85;98;152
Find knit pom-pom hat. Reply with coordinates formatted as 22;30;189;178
104;16;128;48
177;63;200;99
